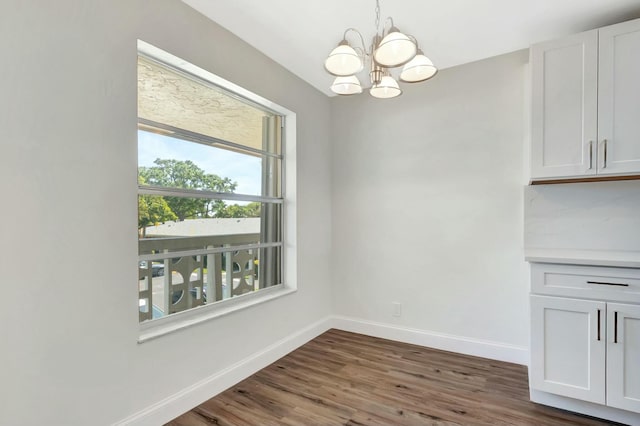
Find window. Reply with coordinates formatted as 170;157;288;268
136;41;293;329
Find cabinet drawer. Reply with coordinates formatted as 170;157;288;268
532;263;640;303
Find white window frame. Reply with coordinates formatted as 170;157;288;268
137;40;297;343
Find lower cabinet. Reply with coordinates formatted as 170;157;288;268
531;295;605;403
606;302;640;413
530;262;640;416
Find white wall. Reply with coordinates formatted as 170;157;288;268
525;180;640;251
330;51;530;357
0;1;331;425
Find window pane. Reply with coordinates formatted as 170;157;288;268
138;197;281;247
138;130;281;197
257;246;282;289
138;246;281;322
138;56;281;155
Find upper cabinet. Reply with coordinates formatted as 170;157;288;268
598;20;640;176
531;19;640;182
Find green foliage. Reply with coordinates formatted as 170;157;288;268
216;202;261;218
138;175;178;235
138;159;257;236
138;195;178;229
139;159;236;221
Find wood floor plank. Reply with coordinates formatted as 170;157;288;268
167;329;623;426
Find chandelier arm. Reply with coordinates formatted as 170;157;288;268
407;34;419;48
383;17;394;36
343;28;368;58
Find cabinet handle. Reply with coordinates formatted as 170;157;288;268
602;139;608;169
588;141;593;169
587;280;629;287
614;311;618;344
597;309;601;341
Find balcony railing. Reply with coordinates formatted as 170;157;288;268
138;233;277;322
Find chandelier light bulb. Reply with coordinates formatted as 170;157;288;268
369;75;402;99
324;41;364;76
373;28;417;67
400;50;437;83
330;75;363;95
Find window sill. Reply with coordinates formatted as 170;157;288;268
138;284;296;343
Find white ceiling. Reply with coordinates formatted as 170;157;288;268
183;0;640;97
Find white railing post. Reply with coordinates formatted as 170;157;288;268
206;246;217;302
162;249;170;315
224;245;232;300
249;249;256;291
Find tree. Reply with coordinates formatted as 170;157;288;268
243;202;261;217
138;176;177;237
216;202;261;218
139;159;237;221
138;195;178;237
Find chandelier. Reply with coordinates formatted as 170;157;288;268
324;0;437;99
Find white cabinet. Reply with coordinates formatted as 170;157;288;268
531;31;598;179
530;295;605;403
598;20;640;176
531;18;640;181
607;303;640;413
530;263;640;415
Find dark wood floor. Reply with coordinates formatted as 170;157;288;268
167;329;622;426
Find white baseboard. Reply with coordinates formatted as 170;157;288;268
330;315;529;366
113;316;333;426
115;315;528;425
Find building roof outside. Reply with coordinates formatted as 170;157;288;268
145;218;260;238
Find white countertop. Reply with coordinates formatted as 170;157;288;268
525;248;640;268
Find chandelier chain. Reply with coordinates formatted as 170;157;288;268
375;0;380;33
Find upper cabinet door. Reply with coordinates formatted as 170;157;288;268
531;30;598;179
598;19;640;175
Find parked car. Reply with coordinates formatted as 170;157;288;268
172;287;206;304
139;261;165;279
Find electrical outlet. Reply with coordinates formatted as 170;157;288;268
392;302;402;317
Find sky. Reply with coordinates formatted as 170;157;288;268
138;130;261;196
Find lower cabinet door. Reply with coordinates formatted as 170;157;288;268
607;303;640;413
531;295;606;403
